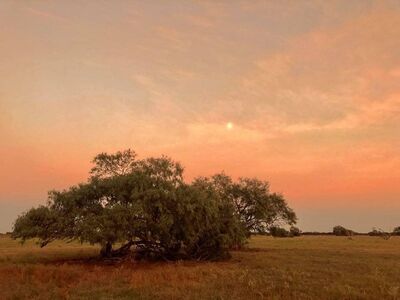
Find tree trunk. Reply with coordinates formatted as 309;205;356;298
100;241;113;258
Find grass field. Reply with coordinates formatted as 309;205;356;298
1;235;399;299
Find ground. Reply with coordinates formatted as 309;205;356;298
0;235;399;299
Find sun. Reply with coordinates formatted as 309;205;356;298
226;122;234;130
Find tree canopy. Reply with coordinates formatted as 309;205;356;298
333;225;354;236
12;149;297;260
392;227;400;236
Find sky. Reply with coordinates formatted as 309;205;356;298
1;0;399;233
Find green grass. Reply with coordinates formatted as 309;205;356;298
1;235;400;299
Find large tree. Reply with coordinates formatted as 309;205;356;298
13;150;244;260
12;149;296;260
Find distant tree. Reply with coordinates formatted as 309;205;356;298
333;225;354;236
393;227;400;236
268;226;301;238
368;228;391;240
269;226;290;237
368;228;381;236
289;226;302;237
194;173;297;237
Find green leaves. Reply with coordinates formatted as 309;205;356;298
12;206;58;246
195;174;297;236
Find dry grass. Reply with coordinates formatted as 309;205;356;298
1;235;400;299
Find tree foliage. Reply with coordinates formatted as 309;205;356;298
193;173;297;237
90;149;137;178
269;226;290;237
392;227;400;236
268;226;301;238
289;226;302;237
333;225;354;236
368;228;391;240
12;149;296;260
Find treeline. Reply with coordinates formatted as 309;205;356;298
258;226;302;237
251;225;400;238
302;226;400;237
12;149;297;261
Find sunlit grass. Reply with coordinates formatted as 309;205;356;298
1;235;400;299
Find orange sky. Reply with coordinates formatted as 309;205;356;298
1;1;399;232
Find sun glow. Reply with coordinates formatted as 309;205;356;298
226;122;234;130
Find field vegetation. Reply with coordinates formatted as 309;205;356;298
1;234;400;299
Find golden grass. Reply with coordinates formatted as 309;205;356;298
1;235;400;299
